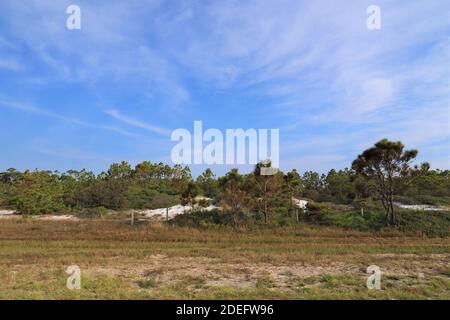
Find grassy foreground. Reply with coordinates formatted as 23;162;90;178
0;219;449;299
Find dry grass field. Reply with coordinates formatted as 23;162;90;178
0;219;449;299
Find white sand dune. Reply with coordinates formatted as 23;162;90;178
292;198;308;209
0;209;15;216
393;202;448;211
137;204;220;220
35;215;79;221
0;209;17;219
0;210;79;221
139;198;306;221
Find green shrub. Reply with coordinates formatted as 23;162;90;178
172;210;237;228
75;207;112;218
197;199;213;208
137;279;156;289
397;210;450;237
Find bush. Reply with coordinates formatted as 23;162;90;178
322;211;385;231
305;201;323;212
16;187;65;215
172;210;237;228
397;210;450;237
125;186;179;209
395;194;450;206
269;214;298;227
197;199;213;208
75;207;113;218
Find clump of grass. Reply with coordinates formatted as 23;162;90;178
439;267;450;277
143;268;164;277
256;277;274;289
320;274;337;288
184;276;206;289
292;276;320;289
137;278;156;289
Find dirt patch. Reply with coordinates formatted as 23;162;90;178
81;253;450;290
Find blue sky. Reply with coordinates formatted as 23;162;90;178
0;0;448;176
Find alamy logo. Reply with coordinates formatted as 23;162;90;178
171;121;279;168
366;5;381;30
66;5;81;30
66;265;81;290
366;265;381;290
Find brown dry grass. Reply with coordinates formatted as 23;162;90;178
0;219;449;299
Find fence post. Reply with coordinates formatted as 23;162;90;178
166;208;169;221
296;208;299;223
131;210;134;226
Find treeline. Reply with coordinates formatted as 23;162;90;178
1;139;449;230
0;161;448;216
0;162;191;215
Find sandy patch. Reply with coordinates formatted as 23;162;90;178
35;215;79;221
292;198;308;209
393;202;449;211
83;253;449;289
0;210;79;221
0;209;16;216
137;204;220;220
0;210;19;219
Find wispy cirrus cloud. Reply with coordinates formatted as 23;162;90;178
0;58;23;71
0;99;137;137
0;0;448;173
104;109;171;137
0;0;189;108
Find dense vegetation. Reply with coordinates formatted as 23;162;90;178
1;139;449;233
0;161;190;215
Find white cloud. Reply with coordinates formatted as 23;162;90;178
104;109;171;137
0;58;23;71
0;0;448;171
0;98;137;137
0;0;189;108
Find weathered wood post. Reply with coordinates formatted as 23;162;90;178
296;208;299;223
131;210;134;226
166;207;169;221
361;208;364;217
